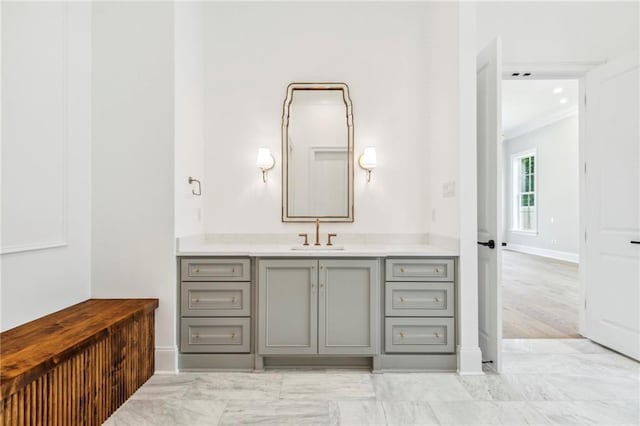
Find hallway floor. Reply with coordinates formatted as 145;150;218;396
106;339;639;425
502;250;580;338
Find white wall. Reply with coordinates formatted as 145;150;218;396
1;2;92;331
91;2;177;371
422;2;460;242
503;115;579;258
477;1;639;64
175;2;205;238
202;2;462;236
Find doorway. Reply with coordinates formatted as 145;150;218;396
500;79;581;339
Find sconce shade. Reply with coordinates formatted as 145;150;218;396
359;147;377;169
256;148;275;169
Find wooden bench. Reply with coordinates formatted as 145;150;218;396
0;298;159;425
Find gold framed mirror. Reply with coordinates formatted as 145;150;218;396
281;83;354;222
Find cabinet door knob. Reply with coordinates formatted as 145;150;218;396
400;267;405;273
435;332;440;338
231;332;236;339
434;297;440;302
400;296;405;303
194;268;200;273
399;332;405;338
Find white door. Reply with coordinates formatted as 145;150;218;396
584;51;640;360
477;38;503;372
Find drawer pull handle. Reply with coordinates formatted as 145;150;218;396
398;332;442;339
435;268;440;273
192;297;238;304
398;297;442;303
195;268;200;273
400;267;405;273
194;333;238;340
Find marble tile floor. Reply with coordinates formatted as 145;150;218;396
105;339;640;425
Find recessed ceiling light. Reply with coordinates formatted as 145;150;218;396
560;97;568;104
553;87;563;94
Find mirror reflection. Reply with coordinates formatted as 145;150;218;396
282;83;354;222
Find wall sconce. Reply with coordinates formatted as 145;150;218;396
256;148;275;183
358;147;377;183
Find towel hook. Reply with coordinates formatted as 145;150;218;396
188;176;202;196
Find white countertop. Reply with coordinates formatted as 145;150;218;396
177;235;458;257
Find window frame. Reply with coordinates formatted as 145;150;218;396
511;149;538;234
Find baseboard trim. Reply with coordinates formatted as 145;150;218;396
456;345;483;375
505;243;579;264
375;354;457;372
155;346;178;373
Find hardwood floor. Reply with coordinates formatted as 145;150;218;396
502;250;580;339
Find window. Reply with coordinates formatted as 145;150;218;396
512;151;537;232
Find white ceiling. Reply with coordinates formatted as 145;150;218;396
502;79;578;134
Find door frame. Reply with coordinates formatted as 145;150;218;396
499;65;591;338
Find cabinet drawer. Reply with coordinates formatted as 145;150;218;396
181;282;250;317
181;258;250;281
385;282;454;317
385;258;454;282
181;318;250;353
385;318;454;353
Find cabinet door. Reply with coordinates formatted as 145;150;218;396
258;259;318;355
318;259;379;355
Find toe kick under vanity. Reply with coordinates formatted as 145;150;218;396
177;242;459;372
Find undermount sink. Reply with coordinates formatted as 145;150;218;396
290;246;345;251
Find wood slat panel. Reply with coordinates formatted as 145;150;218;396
0;299;157;425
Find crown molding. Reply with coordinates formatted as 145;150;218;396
504;105;578;141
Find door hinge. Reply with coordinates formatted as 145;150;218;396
584;94;587;106
584;230;587;243
584;298;587;311
584;162;587;175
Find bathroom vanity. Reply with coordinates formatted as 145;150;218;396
177;240;458;372
176;82;458;371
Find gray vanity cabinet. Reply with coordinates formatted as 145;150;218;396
319;259;378;355
258;259;318;355
258;259;379;356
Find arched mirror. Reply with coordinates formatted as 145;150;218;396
281;83;354;222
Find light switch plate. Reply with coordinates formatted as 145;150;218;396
442;181;456;198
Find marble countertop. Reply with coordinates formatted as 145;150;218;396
177;235;458;257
